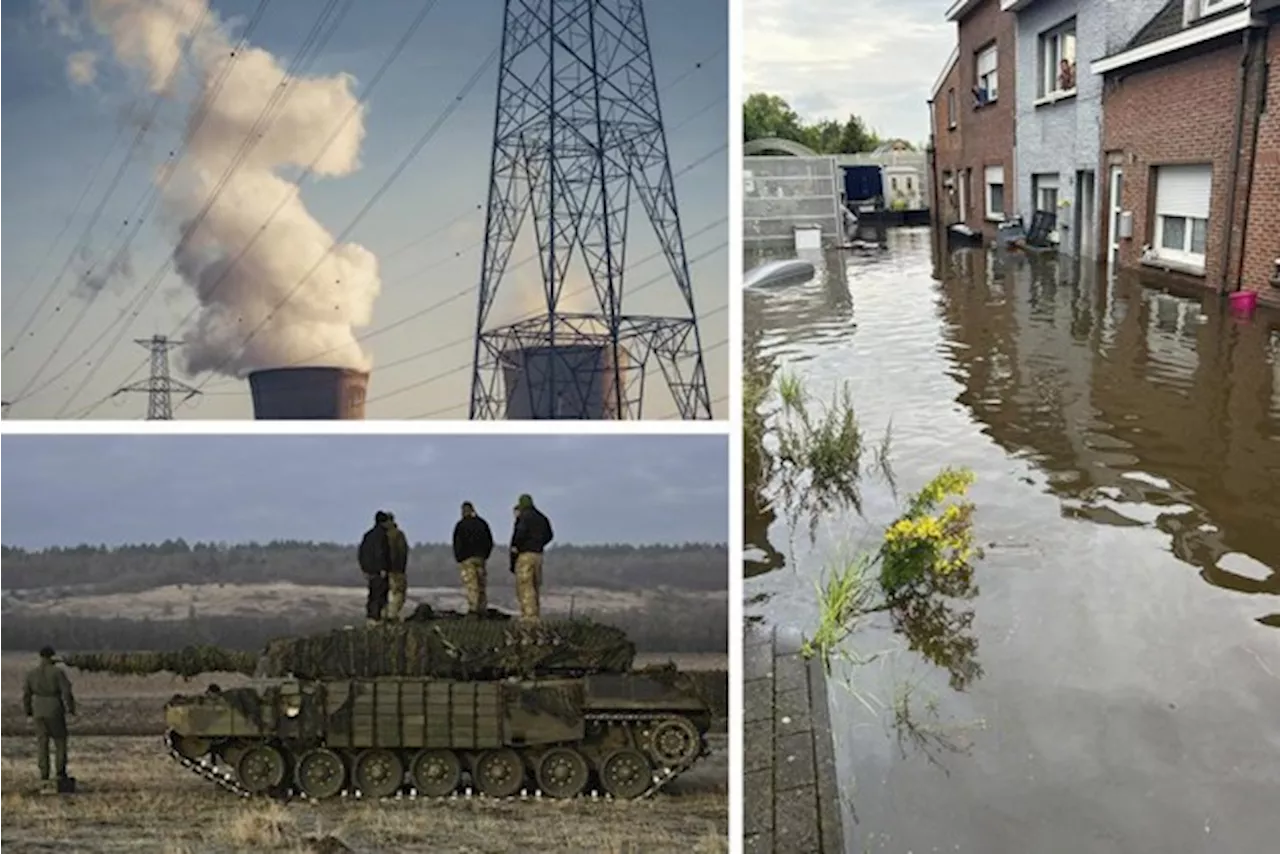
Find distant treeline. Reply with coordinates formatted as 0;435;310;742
0;541;728;596
1;595;729;654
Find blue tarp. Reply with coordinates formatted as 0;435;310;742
842;165;882;204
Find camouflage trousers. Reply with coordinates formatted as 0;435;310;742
514;552;543;621
384;572;407;621
458;557;487;613
34;716;68;780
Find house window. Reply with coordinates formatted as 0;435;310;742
1033;173;1060;214
1200;0;1245;17
948;88;957;128
891;176;899;192
985;165;1005;221
1153;164;1212;271
975;45;998;105
1039;21;1077;98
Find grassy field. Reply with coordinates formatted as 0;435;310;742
1;735;728;853
0;653;727;737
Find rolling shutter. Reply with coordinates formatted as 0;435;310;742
985;165;1004;186
1155;165;1211;219
977;47;997;78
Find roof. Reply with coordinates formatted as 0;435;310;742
928;46;961;102
946;0;984;22
1091;1;1258;74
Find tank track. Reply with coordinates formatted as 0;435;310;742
164;713;708;803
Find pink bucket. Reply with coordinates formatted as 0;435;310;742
1228;289;1258;315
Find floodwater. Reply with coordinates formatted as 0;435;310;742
744;227;1280;853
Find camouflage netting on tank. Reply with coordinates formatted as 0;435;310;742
63;646;259;679
256;610;635;680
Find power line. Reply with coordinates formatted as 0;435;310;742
7;0;279;408
55;0;438;419
112;335;200;419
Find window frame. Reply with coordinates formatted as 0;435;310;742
1033;173;1060;215
948;88;957;128
975;44;999;105
1200;0;1246;17
1037;20;1078;102
985;165;1005;222
1151;163;1212;272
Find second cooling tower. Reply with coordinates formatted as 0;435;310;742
501;344;625;420
248;367;368;420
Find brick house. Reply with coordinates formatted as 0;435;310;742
928;0;1018;239
1003;0;1167;261
1094;0;1280;303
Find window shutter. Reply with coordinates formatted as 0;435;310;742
1155;165;1211;219
978;47;997;77
1036;173;1059;190
985;165;1004;185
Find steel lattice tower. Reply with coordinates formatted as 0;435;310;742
469;0;712;420
115;335;200;420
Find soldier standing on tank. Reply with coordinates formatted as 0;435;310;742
510;494;554;621
359;511;409;624
23;646;76;783
452;501;494;614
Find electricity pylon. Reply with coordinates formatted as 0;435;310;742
469;0;712;420
114;335;200;420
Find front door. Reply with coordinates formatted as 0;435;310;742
1108;166;1124;269
1077;170;1096;260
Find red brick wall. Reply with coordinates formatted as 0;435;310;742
957;0;1016;235
931;55;963;224
1101;27;1275;303
1240;25;1279;300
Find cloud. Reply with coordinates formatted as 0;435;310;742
40;0;84;40
744;0;954;142
66;50;98;86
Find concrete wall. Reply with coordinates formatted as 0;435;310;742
1013;0;1166;256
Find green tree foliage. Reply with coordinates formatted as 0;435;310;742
742;92;881;154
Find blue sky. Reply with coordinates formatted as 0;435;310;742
0;433;728;547
744;0;953;144
0;0;728;420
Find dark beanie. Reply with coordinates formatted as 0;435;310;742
375;510;390;524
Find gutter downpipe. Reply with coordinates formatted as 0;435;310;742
1234;25;1269;292
1220;27;1253;294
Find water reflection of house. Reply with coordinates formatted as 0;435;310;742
935;250;1280;592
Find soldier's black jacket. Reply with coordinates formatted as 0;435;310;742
511;507;554;554
359;521;409;575
452;515;495;562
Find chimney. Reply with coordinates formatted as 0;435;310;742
247;367;368;419
501;344;626;419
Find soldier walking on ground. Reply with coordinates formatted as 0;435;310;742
23;646;75;783
359;511;410;624
510;494;554;621
452;501;494;614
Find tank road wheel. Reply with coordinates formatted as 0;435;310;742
536;747;589;799
647;717;701;767
172;734;212;761
237;744;287;794
353;749;405;798
473;748;524;798
410;749;462;797
599;748;653;800
295;748;346;800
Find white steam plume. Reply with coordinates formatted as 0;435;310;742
72;0;380;377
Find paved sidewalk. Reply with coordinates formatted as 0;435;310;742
743;622;844;853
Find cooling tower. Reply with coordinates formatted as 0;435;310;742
501;344;626;420
247;367;368;420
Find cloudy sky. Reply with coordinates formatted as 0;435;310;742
1;0;728;420
744;0;953;144
1;433;728;548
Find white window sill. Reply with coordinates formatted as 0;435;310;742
985;214;1006;223
974;98;999;109
1141;256;1206;278
1034;89;1078;107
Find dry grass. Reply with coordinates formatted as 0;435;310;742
1;736;726;853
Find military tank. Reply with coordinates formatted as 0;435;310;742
65;606;712;802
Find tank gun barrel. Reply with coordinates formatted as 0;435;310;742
62;646;259;679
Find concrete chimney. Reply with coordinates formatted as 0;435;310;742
501;344;626;419
247;367;368;420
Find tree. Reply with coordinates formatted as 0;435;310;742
743;92;882;154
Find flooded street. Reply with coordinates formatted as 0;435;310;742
744;228;1280;853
